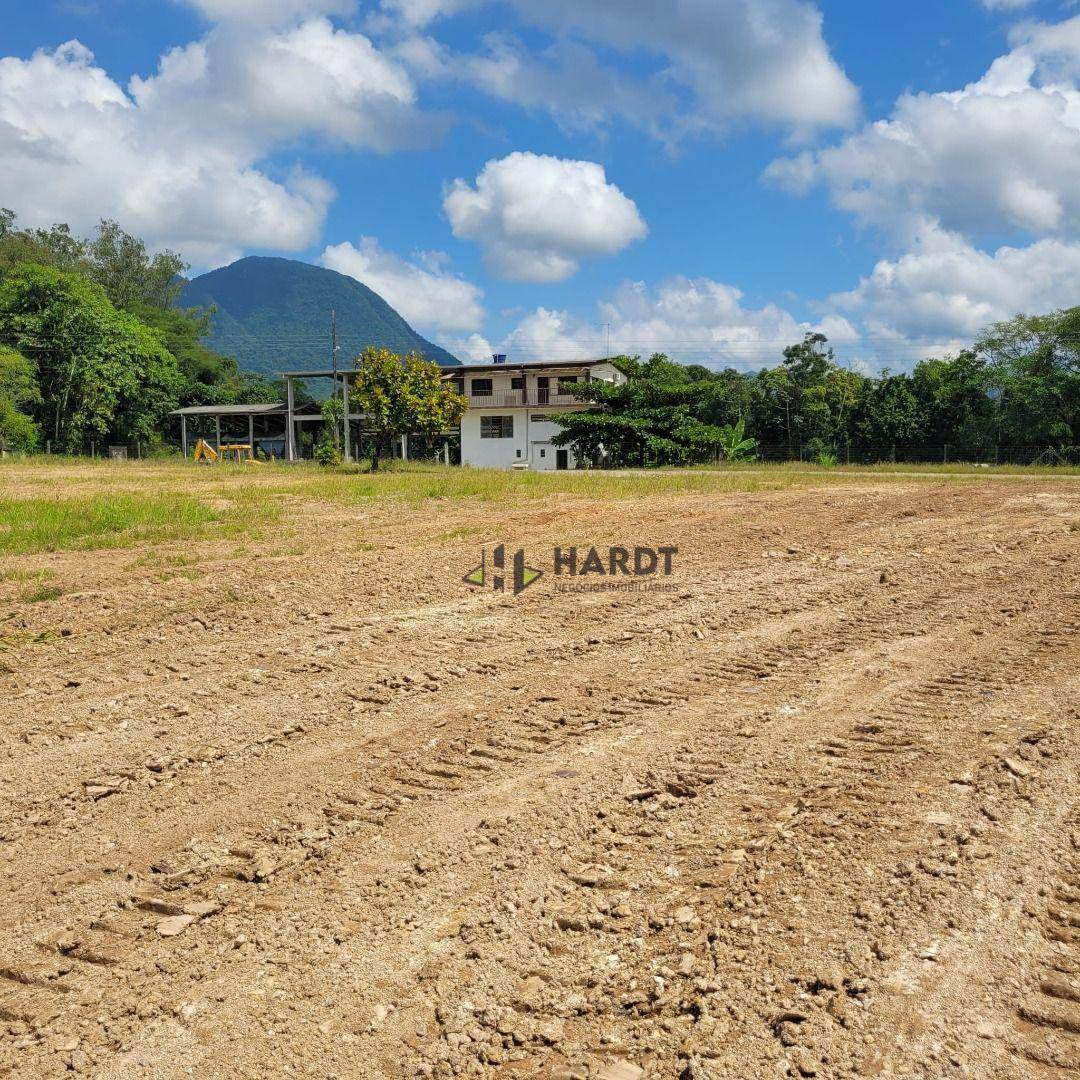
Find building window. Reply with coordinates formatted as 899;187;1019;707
558;376;579;391
531;414;548;422
481;416;514;439
539;448;546;458
510;377;524;390
471;378;493;396
516;449;522;458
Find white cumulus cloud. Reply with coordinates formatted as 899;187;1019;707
320;237;485;333
979;1;1034;11
765;15;1080;242
443;152;647;283
823;220;1080;341
449;275;854;367
384;0;859;138
0;19;439;266
180;0;357;25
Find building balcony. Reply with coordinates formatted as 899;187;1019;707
466;390;586;409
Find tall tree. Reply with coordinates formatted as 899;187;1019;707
85;219;187;312
0;264;182;450
0;209;86;275
975;309;1080;447
774;332;846;453
854;373;923;450
0;346;40;452
552;354;735;467
351;347;466;471
910;350;995;447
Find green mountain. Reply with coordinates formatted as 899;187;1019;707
181;256;460;377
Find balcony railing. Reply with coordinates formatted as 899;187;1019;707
466;390;585;408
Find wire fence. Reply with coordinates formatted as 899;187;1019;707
10;441;1079;469
747;445;1080;467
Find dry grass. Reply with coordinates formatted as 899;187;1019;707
0;455;1076;555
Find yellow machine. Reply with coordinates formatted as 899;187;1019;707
192;440;263;464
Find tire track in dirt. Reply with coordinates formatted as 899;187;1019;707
0;480;1075;1078
0;573;1001;1072
367;607;1077;1079
59;563;1071;1079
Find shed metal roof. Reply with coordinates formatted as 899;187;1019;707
170;403;285;417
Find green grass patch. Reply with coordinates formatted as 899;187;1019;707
0;567;55;583
277;465;813;507
0;491;280;555
697;460;1080;478
0;629;56;650
21;583;65;603
0;459;1074;562
431;524;490;543
283;461;1080;507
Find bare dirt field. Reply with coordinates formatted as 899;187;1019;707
0;462;1078;1080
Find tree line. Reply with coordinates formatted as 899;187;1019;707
552;317;1080;467
1;209;1077;463
0;210;285;453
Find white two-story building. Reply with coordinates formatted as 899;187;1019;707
452;357;625;469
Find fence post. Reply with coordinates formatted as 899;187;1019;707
943;444;948;464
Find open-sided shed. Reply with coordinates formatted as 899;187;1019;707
170;403;284;459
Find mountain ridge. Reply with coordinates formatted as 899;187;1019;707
181;256;460;377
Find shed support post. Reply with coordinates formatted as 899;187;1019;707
286;377;296;462
342;376;351;462
215;416;221;453
248;414;254;454
181;416;188;459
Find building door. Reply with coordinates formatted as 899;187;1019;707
537;377;549;405
556;449;569;470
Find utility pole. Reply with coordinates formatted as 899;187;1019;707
331;308;339;381
330;309;350;460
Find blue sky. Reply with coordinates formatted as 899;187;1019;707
2;0;1079;369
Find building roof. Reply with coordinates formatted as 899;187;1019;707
170;403;285;417
449;359;614;374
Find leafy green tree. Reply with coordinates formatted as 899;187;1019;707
86;219;186;312
854;373;923;451
975;309;1080;447
775;333;850;452
0;264;182;450
688;365;764;430
1;211;186;313
0;209;86;276
552;354;735;466
135;303;279;407
351;347;466;471
910;350;995;447
753;364;804;453
0;211;295;447
0;346;41;452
